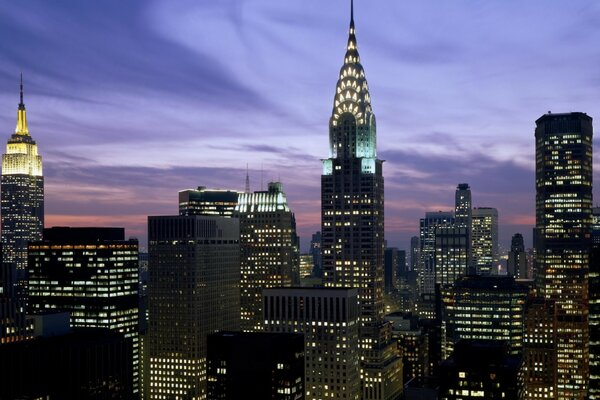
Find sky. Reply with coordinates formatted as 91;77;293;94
1;0;600;252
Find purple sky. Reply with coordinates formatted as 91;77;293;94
1;1;600;252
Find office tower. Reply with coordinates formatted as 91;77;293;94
507;233;528;279
441;275;530;359
590;207;600;399
384;247;399;293
454;184;472;267
235;182;299;332
179;186;240;217
310;231;322;277
300;254;314;278
535;112;592;399
320;3;402;398
207;331;305;400
418;211;454;317
0;324;133;399
522;297;557;400
27;227;140;393
263;287;360;400
438;340;521;400
434;226;469;287
1;76;43;276
387;312;429;384
0;244;32;344
471;207;498;275
145;215;239;399
410;236;420;272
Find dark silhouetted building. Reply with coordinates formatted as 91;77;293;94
508;233;528;279
207;331;305;400
145;215;240;399
387;312;429;384
385;247;399;294
310;231;322;277
535;112;592;398
439;340;521;400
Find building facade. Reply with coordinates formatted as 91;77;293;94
535;112;592;399
1;76;43;276
264;287;360;400
145;216;240;399
471;207;498;275
508;233;529;279
27;227;140;394
178;186;240;217
235;182;300;332
320;4;402;398
434;227;469;287
589;207;600;398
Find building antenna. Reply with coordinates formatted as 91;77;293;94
261;163;264;191
245;163;250;193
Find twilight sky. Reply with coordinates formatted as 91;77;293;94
1;1;600;252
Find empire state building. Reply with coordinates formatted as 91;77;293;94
1;76;44;276
321;2;402;399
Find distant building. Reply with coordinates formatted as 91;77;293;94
454;183;472;267
145;215;240;399
300;254;314;278
310;231;322;278
0;243;32;344
235;182;300;332
507;233;528;279
384;247;399;293
441;275;530;358
179;186;240;217
434;226;469;287
387;312;429;384
1;76;44;276
471;207;498;275
439;340;521;400
207;331;305;400
27;227;140;393
535;112;592;397
263;287;361;400
410;236;420;272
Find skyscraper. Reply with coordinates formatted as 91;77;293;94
535;112;592;399
145;215;240;399
178;186;240;217
434;226;469;287
1;76;43;276
507;233;528;279
471;207;498;275
590;208;600;399
454;183;472;268
310;231;322;277
27;227;140;393
320;3;402;398
235;181;300;332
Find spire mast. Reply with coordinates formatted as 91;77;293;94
245;164;251;193
19;73;25;110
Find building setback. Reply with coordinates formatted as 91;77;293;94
207;331;305;400
145;215;240;399
263;287;360;400
535;112;592;399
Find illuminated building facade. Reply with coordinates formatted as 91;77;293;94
263;287;360;400
441;275;529;359
145;215;240;399
207;331;305;400
387;312;429;384
471;207;498;275
235;182;299;332
300;254;314;278
434;227;469;287
590;207;600;398
535;112;592;399
454;184;472;267
1;76;43;275
522;297;557;400
0;244;32;344
27;227;139;394
179;186;240;217
439;340;521;400
508;233;529;279
320;3;402;398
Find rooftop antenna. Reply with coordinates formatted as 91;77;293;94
245;163;250;193
261;163;264;191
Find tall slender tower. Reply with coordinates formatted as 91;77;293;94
535;112;592;399
321;3;402;398
1;75;44;276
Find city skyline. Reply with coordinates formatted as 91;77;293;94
1;1;600;251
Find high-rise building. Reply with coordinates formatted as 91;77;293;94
145;216;240;400
471;207;498;275
1;76;43;276
441;275;530;359
507;233;528;279
263;287;360;400
522;297;557;400
454;184;472;268
434;227;469;287
27;227;140;393
384;247;399;294
535;112;592;399
320;3;402;398
589;207;600;398
410;236;420;272
0;243;32;344
207;331;305;400
438;340;521;400
387;312;429;384
178;186;240;217
235;182;299;332
310;231;322;277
